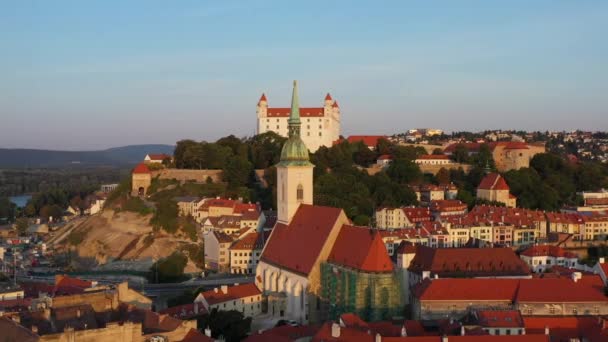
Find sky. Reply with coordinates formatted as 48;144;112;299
1;1;607;150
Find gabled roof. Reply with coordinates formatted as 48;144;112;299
200;283;261;305
516;276;607;302
261;204;345;276
478;173;510;191
132;162;151;174
377;154;393;160
328;226;393;273
346;135;387;147
408;246;530;277
146;153;171;161
414;278;521;301
267;107;324;117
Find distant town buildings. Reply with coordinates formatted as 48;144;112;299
477;172;517;208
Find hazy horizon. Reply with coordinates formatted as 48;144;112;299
2;1;607;150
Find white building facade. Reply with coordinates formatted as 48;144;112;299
256;91;340;152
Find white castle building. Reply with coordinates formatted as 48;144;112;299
256;90;341;152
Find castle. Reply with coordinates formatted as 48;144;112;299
256;89;341;152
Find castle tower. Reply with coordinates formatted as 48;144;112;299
256;93;268;134
276;81;314;224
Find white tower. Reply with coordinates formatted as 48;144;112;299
276;81;314;224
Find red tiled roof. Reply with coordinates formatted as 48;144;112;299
179;328;214;342
259;93;267;103
517;276;607;303
267;107;324;117
325;93;333;101
524;316;608;342
55;274;92;289
230;231;266;251
408;246;530;277
245;325;319;342
599;262;608;278
132;162;151;174
261;204;345;275
429;200;467;213
476;310;523;328
478;173;510;191
401;207;432;223
147;153;171;161
520;245;577;258
346;135;387;147
328;226;393;273
585;197;608;206
213;231;234;243
416;154;451;160
332;100;339;108
378;154;393;160
415;278;520;301
159;303;207;320
201;283;261;306
340;313;369;330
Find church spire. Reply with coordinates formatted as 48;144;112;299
288;80;301;138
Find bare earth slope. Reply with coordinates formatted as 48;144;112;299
62;210;201;273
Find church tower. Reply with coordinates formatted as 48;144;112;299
276;81;314;224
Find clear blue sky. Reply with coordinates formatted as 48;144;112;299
1;1;607;150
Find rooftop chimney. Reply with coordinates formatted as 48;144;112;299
460;325;465;336
205;327;212;337
213;288;219;293
221;285;228;293
442;336;449;342
331;323;341;338
401;326;407;337
545;326;550;335
600;257;605;264
572;272;582;283
375;333;382;342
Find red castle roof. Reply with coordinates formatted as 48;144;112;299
132;162;151;174
267;107;325;117
261;204;345;276
325;93;333;101
259;93;267;103
520;245;577;258
200;283;261;306
328;226;393;273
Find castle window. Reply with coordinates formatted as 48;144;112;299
297;184;304;202
319;132;322;137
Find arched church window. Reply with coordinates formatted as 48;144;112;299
297;184;304;202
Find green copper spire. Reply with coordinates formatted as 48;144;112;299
278;80;313;167
289;80;301;127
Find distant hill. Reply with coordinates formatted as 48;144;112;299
0;144;175;168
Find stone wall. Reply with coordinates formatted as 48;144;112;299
40;322;142;342
151;169;223;183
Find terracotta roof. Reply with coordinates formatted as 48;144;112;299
478;173;510;191
408;246;530;277
585;197;608;206
401;207;432;223
328;226;393;273
261;204;345;275
201;283;261;305
55;274;92;289
520;245;577;258
245;325;319;342
429;200;467;213
416;154;451;160
179;328;214;342
517;276;607;303
414;278;520;301
267;107;324;117
159;302;207;320
132;162;151;174
146;153;171;161
599;262;608;278
332;100;339;108
476;310;524;328
325;93;333;101
416;276;608;303
230;231;267;251
378;154;393;160
259;93;267;103
346;135;387;147
524;316;608;342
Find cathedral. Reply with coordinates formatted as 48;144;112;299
256;88;340;152
255;81;401;324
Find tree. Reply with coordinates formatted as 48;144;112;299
150;251;188;283
0;197;16;222
15;218;29;236
432;148;444;155
452;144;469;163
39;204;63;221
198;309;252;342
473;144;495;169
223;156;253;189
436;167;451;185
386;159;423;185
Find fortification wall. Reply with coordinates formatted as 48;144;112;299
151;169;223;183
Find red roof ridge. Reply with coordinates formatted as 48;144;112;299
132;162;151;174
259;93;267;103
332;100;339;108
325;93;332;101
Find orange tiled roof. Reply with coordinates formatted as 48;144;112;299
520;245;577;258
478;173;510;191
132;162;151;174
328;226;393;273
201;283;261;305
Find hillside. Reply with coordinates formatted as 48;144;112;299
57;210;202;273
0;144;174;168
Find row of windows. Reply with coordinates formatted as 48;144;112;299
266;118;324;122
